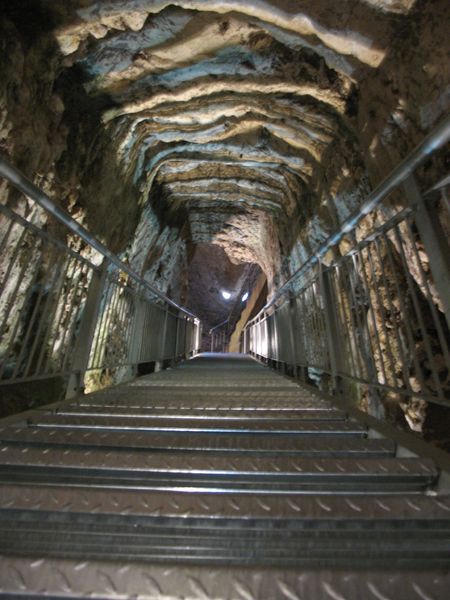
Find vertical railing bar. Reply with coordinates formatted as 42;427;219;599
382;230;425;392
0;251;46;380
355;245;388;386
152;304;164;360
26;251;71;377
63;262;107;389
404;214;450;367
136;294;146;364
308;287;316;367
319;262;346;392
335;260;360;379
143;302;153;361
0;219;15;257
372;235;410;388
349;253;375;382
126;288;139;352
296;295;306;368
11;243;60;379
140;301;150;362
365;239;398;386
310;282;320;367
101;282;124;368
318;279;327;370
174;313;180;359
99;276;123;369
331;265;352;378
89;275;114;370
403;175;450;330
299;293;310;366
312;284;320;367
45;255;80;373
161;304;169;361
392;222;444;399
346;258;367;379
22;248;66;377
110;285;127;367
46;259;85;374
124;286;141;371
0;225;29;296
0;239;45;379
182;316;188;358
0;239;40;341
119;286;135;365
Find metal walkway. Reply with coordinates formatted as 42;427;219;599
0;354;449;599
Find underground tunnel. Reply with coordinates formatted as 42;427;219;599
0;1;450;596
1;0;449;438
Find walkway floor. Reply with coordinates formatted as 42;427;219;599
0;354;449;598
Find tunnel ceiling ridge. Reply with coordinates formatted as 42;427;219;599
6;0;447;321
41;0;423;282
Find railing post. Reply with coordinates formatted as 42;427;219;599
161;304;169;362
287;292;308;382
65;261;108;399
264;313;270;359
318;262;344;395
128;290;146;377
403;175;450;330
174;311;180;361
185;319;189;356
195;319;201;355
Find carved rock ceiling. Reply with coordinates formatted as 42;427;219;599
10;1;420;310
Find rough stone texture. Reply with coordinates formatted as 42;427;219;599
1;0;449;438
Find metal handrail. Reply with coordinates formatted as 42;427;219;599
0;155;197;320
242;115;450;413
209;319;228;334
254;113;450;317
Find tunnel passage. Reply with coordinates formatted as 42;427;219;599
1;2;450;595
1;4;450;447
3;0;449;301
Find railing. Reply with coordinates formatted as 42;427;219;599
0;157;201;400
243;115;450;418
210;319;229;352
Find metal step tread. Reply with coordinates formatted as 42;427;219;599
1;485;448;519
128;382;302;388
0;446;436;477
26;414;366;435
1;519;449;568
59;406;345;420
0;427;394;456
73;395;333;409
0;556;449;599
0;356;445;583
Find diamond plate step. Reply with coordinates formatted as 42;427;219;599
58;406;346;420
1;511;449;567
1;486;449;520
1;557;449;599
0;427;395;456
26;414;366;435
0;448;437;492
0;353;447;590
74;394;333;409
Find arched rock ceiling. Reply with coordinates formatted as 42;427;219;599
49;0;417;283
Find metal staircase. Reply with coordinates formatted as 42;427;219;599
1;353;449;599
